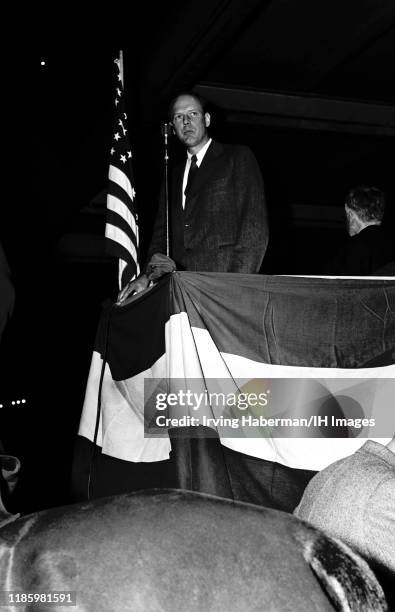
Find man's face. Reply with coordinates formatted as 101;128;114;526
171;95;210;153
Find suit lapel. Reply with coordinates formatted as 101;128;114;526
186;141;224;201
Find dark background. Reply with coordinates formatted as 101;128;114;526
1;1;394;512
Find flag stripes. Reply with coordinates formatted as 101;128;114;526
105;52;140;290
108;164;136;203
106;209;138;256
105;228;138;264
107;195;139;239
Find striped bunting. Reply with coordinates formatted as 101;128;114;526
76;273;395;505
105;51;140;290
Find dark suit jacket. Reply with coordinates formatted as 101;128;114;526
147;141;268;273
322;225;395;276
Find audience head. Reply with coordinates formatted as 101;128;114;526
344;186;385;236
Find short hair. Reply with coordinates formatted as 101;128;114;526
345;185;386;223
168;91;210;120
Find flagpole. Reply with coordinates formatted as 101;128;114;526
118;49;125;288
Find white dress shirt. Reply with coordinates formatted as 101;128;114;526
182;138;212;209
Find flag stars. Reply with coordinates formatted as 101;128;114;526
108;54;140;278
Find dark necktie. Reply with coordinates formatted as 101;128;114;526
184;154;198;197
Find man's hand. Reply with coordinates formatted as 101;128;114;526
146;253;177;281
117;274;149;304
116;254;176;306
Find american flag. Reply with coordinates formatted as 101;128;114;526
105;51;140;290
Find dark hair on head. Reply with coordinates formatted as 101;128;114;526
345;185;386;223
168;90;210;119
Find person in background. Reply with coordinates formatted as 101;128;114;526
322;185;394;276
118;91;268;302
0;240;19;526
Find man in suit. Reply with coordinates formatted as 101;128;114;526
322;185;394;276
118;92;268;302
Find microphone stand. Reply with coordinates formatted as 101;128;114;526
161;122;171;257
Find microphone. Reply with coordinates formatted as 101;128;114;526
161;123;171;256
161;122;172;140
162;122;171;163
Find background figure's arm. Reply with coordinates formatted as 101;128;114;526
232;146;269;273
